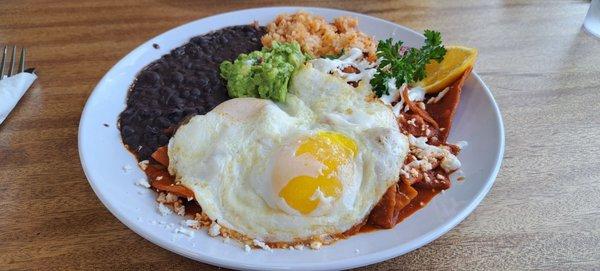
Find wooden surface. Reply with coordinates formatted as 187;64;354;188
1;0;599;270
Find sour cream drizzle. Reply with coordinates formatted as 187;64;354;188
310;48;377;83
407;135;461;172
380;82;426;117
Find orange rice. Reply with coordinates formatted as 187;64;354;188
261;11;377;61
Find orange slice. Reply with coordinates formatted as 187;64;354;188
417;45;477;93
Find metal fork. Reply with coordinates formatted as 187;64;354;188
0;45;27;78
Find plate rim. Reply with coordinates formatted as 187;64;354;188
78;6;505;271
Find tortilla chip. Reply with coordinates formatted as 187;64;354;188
426;66;472;143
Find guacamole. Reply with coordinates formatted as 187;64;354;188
219;42;306;102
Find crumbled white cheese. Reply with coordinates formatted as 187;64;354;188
410;168;419;177
165;193;179;203
441;156;461;172
406;159;433;172
156;176;163;181
183;219;199;228
156;192;167;203
408;135;461;172
399;168;410;178
208;222;221;237
138;160;149;170
244;245;251;252
253;239;272;251
173;204;185;216
310;241;322;250
175;226;195;237
157;203;172;216
294;244;305;250
135;178;150;188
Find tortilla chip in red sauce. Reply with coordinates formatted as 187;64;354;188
426;66;473;143
402;86;439;129
366;68;472;230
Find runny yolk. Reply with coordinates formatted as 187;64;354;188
279;131;358;214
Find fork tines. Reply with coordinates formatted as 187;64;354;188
0;45;26;78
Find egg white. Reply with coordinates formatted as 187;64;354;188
168;64;408;243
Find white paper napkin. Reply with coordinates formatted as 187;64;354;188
0;72;37;124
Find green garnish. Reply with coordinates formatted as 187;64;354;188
370;30;446;97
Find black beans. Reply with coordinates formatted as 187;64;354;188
184;44;201;58
184;107;197;116
122;125;135;136
139;108;151;118
155;116;171;128
169;97;184;107
158;134;169;146
123;134;139;146
119;25;266;160
138;71;161;86
172;47;185;57
190;88;202;97
145;125;160;135
172;72;184;83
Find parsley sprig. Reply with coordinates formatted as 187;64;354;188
370;30;446;97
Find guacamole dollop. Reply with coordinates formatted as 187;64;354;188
219;42;306;102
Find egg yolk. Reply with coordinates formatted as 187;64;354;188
279;132;358;214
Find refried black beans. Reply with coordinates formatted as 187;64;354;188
119;25;266;159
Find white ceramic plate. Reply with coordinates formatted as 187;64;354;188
79;6;504;271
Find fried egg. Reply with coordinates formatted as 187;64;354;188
168;64;408;243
